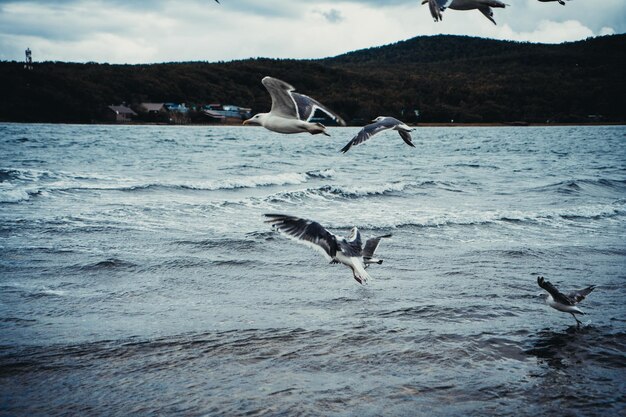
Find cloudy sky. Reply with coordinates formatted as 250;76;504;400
0;0;624;63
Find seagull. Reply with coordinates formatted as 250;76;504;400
264;214;391;284
423;0;507;25
243;76;346;136
537;0;570;5
362;233;393;268
537;276;596;326
341;116;415;153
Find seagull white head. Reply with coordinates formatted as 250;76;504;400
243;113;267;126
372;116;387;122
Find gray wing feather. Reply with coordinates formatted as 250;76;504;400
264;214;337;259
340;118;397;153
478;6;497;24
261;77;298;119
363;234;392;259
484;0;507;8
398;130;415;147
291;92;346;126
567;285;596;304
338;239;362;257
428;0;453;21
537;276;574;306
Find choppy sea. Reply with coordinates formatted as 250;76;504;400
1;123;625;416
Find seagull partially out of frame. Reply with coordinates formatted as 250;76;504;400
423;0;508;25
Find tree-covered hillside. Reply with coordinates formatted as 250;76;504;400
0;34;624;124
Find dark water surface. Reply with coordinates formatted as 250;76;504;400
1;123;625;415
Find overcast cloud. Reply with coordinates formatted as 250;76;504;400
0;0;624;63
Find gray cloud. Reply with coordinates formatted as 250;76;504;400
319;8;344;24
0;0;624;63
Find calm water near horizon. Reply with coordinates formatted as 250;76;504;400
1;123;625;415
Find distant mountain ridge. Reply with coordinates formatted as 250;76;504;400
0;34;624;124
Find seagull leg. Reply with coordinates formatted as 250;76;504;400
571;313;582;327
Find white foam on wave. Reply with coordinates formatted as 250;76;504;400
0;168;336;201
0;186;31;203
302;202;626;231
324;181;410;197
203;172;310;190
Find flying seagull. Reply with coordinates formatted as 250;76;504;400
341;116;415;153
423;0;507;25
264;214;391;284
243;76;346;136
537;0;570;5
537;276;596;326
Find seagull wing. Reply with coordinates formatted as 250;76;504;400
261;76;299;119
537;276;574;306
478;6;497;24
567;285;596;304
427;0;453;21
398;129;416;148
338;238;362;257
291;92;346;126
265;214;338;260
363;234;392;259
484;0;507;8
340;117;398;153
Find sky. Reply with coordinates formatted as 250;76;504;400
0;0;624;64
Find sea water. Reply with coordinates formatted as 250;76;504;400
1;123;625;415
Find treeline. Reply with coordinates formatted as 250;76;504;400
0;34;624;124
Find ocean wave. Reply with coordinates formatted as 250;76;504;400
532;178;626;195
0;168;337;201
321;203;626;230
173;238;258;251
0;187;35;203
266;180;448;203
77;258;138;272
319;182;411;198
112;171;333;192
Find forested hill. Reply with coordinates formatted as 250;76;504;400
1;34;624;124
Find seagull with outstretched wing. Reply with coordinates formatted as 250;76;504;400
423;0;507;25
537;276;596;326
341;116;415;153
243;77;345;136
264;214;390;284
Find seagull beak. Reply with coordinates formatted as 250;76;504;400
242;119;250;125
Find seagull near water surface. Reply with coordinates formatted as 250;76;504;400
424;0;508;25
537;276;596;326
243;77;346;136
264;214;391;285
341;116;415;153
